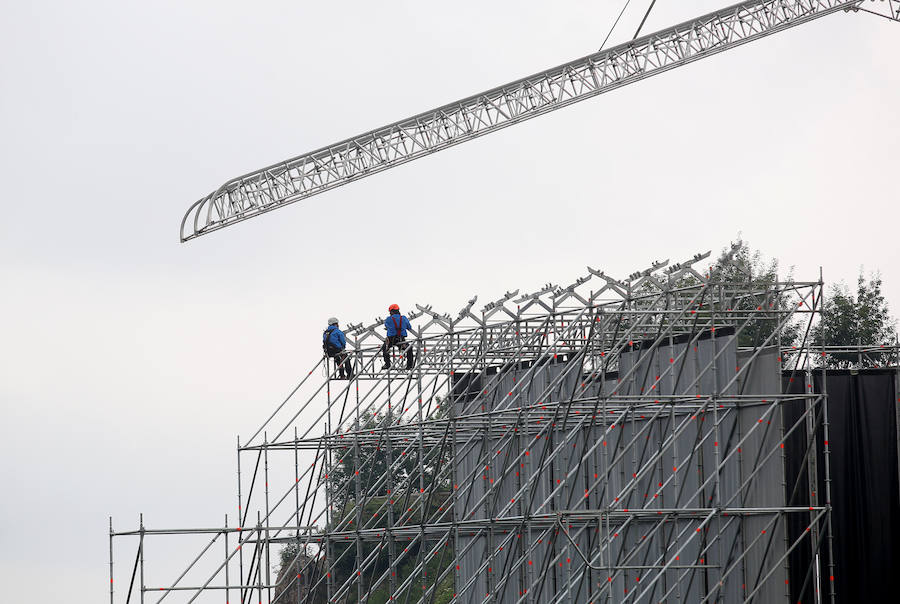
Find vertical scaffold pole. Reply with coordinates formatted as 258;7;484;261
818;274;836;604
486;307;496;596
294;427;301;536
325;362;333;603
416;334;426;595
895;332;900;506
293;426;301;604
109;517;114;604
139;513;145;604
710;294;724;591
224;514;230;604
236;435;244;602
777;275;791;595
451;321;460;602
263;432;271;604
353;370;362;603
386;360;396;598
257;512;264;604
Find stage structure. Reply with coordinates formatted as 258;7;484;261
111;247;875;603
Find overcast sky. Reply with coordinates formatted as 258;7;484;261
1;1;897;602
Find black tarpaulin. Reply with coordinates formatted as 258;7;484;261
783;370;900;604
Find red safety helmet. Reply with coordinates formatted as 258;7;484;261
388;303;400;312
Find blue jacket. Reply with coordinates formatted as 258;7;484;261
323;325;346;352
384;313;411;337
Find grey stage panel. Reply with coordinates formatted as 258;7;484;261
451;335;789;602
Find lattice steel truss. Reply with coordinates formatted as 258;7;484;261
179;0;900;241
113;248;895;603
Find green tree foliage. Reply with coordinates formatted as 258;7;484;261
328;402;452;511
280;541;304;569
275;541;326;603
710;239;801;349
278;402;454;603
813;272;897;368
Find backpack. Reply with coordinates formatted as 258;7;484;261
323;328;342;355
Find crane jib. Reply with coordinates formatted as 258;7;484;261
179;0;896;242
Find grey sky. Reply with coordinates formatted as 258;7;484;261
1;1;897;602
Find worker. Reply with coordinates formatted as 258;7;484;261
322;317;353;379
382;304;414;370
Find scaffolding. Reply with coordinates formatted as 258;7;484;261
108;248;900;603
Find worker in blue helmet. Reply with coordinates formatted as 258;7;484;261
323;317;353;379
382;304;414;370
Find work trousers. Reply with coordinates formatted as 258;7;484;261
382;335;414;369
328;351;353;379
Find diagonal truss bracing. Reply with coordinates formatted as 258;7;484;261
178;0;900;241
109;248;870;604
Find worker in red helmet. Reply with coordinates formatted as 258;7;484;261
382;304;414;370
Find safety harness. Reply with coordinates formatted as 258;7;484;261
390;315;403;338
323;326;342;355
